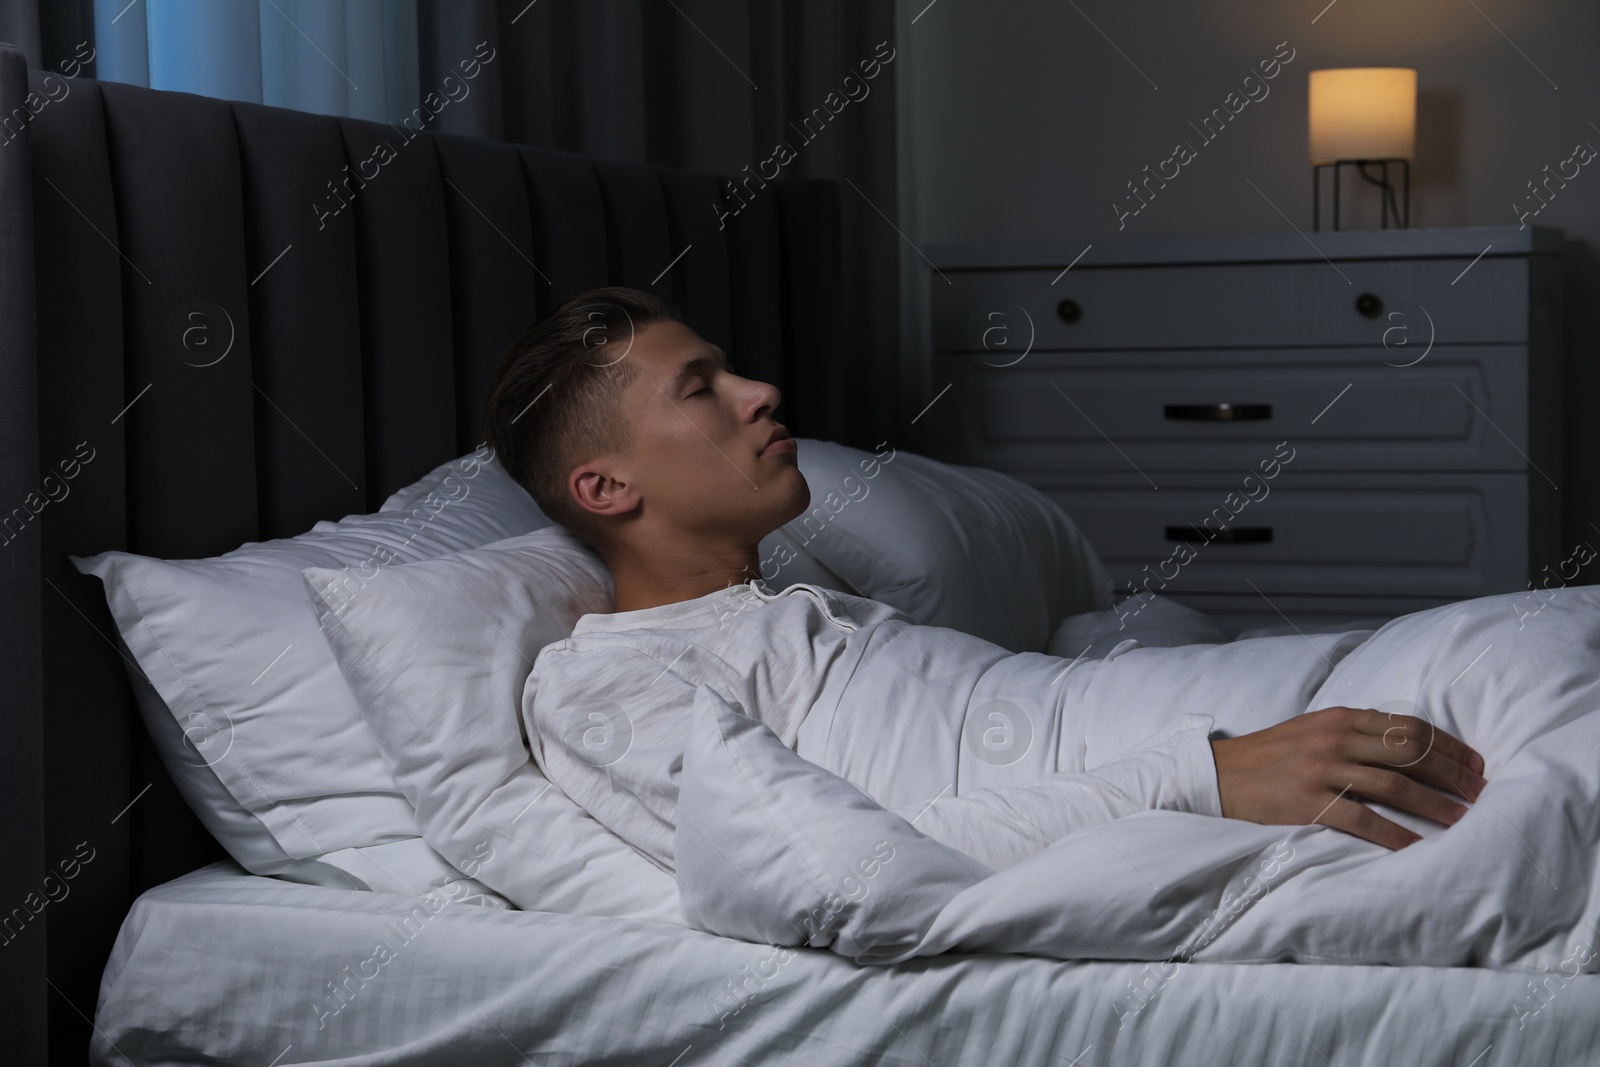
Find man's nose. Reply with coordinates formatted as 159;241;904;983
747;377;782;417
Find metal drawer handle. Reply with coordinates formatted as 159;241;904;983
1166;525;1273;545
1057;298;1082;324
1163;403;1272;421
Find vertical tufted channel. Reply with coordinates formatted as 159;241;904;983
99;81;259;560
776;179;843;441
433;132;542;450
656;165;734;355
233;102;368;537
722;173;788;415
518;145;608;309
593;157;674;297
337;116;457;507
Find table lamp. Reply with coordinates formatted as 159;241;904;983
1309;67;1416;231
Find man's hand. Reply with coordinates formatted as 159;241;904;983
1209;706;1487;850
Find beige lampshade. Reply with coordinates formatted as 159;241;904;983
1308;68;1417;163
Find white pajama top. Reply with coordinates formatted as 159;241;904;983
522;579;1223;873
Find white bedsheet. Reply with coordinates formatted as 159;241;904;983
92;861;1600;1066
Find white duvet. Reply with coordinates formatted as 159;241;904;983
674;585;1600;975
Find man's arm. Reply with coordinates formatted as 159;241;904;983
523;641;703;873
891;712;1220;869
892;706;1488;868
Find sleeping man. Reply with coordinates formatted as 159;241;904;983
481;286;1488;875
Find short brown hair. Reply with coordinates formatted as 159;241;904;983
482;286;683;546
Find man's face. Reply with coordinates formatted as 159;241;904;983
579;319;810;542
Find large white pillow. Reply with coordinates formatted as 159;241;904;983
70;446;539;901
757;440;1112;653
302;526;684;923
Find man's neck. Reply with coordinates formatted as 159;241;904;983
604;539;764;613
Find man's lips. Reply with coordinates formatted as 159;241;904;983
760;436;798;458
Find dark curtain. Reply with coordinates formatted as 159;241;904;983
418;0;901;451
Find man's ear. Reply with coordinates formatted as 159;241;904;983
569;459;642;520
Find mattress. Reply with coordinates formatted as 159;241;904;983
92;861;1600;1066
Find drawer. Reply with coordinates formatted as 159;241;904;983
931;257;1531;351
1023;470;1530;600
926;347;1534;473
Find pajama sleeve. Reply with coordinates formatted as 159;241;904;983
889;713;1222;871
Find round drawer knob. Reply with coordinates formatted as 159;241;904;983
1355;292;1383;318
1057;298;1082;324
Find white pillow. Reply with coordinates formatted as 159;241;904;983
302;526;684;923
757;440;1112;653
1047;593;1228;659
675;684;991;959
70;447;539;902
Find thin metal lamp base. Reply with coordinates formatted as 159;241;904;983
1312;158;1411;231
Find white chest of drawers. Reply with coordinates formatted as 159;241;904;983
921;225;1564;633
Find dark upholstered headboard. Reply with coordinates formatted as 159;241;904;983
0;41;842;1065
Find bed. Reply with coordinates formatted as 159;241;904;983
3;40;1598;1067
